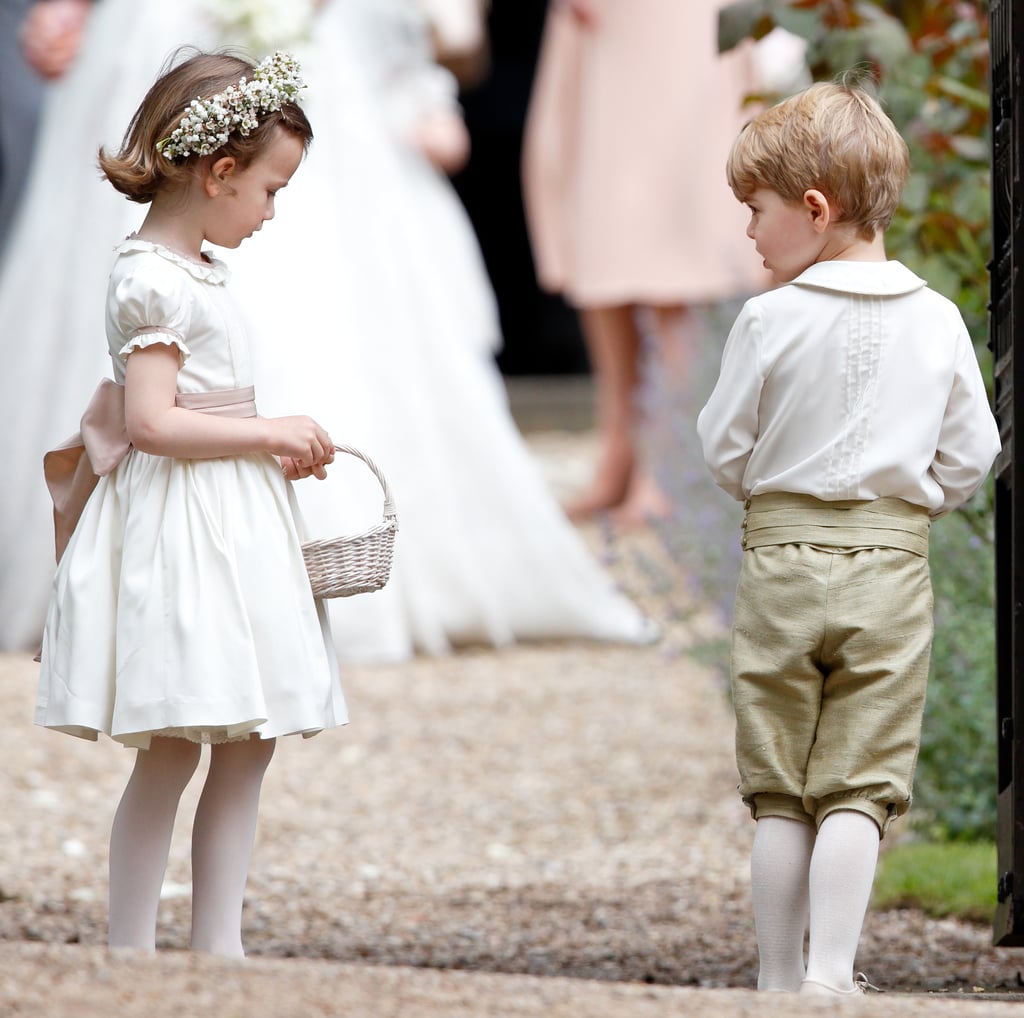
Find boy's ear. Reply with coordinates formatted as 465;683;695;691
803;189;831;233
205;156;237;197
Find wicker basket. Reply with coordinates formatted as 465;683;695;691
301;444;398;598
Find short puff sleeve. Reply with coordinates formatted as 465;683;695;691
110;257;193;366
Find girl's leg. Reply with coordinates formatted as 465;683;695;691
566;303;642;520
108;737;202;950
611;303;697;527
750;815;815;991
190;735;276;957
801;809;881;993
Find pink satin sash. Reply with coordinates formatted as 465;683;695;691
43;378;258;563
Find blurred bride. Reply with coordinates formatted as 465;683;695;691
0;0;656;662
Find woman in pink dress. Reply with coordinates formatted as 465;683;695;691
522;0;767;524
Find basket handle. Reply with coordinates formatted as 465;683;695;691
332;444;397;519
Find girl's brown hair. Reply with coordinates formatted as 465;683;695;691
99;50;313;205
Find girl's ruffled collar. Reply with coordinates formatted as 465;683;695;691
115;236;231;284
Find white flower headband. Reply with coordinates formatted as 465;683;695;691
157;51;306;161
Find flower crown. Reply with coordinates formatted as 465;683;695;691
157;51;306;161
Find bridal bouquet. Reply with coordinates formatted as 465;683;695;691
204;0;317;53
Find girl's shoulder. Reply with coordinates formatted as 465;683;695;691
108;238;227;341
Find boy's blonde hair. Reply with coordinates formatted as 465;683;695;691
726;80;909;239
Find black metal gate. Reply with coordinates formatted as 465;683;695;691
991;0;1024;947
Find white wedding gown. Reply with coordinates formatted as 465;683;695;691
0;0;656;662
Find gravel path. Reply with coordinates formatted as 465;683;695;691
1;430;1022;1015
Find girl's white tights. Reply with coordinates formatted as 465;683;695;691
751;810;881;993
108;735;276;957
190;736;276;956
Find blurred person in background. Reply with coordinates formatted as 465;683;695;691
0;0;66;258
522;0;767;526
0;0;657;662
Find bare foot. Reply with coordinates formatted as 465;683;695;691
608;471;673;530
564;448;634;521
566;487;625;522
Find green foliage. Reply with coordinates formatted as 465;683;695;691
916;484;997;842
873;839;997;923
716;0;997;842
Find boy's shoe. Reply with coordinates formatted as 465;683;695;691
800;972;881;996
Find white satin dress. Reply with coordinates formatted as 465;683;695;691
35;240;347;749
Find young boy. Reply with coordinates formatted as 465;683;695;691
697;81;1001;995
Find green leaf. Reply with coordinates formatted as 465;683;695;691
816;32;873;76
948;134;990;164
901;172;931;214
950;174;991;225
917;254;961;301
718;0;768;53
935;75;990;111
857;18;913;71
772;6;822;41
953;222;986;268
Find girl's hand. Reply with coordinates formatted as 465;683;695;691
267;417;334;480
281;450;335;482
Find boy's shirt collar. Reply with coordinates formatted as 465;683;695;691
789;259;927;296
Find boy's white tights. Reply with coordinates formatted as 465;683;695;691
108;735;276;957
752;810;880;992
803;809;880;992
751;815;814;991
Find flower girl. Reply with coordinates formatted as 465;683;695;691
36;50;346;956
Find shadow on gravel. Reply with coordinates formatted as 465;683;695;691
4;882;1023;998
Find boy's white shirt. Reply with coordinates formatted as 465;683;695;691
697;259;1001;517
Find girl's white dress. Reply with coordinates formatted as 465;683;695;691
0;0;655;663
35;240;347;749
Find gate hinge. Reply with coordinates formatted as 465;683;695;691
999;871;1014;903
